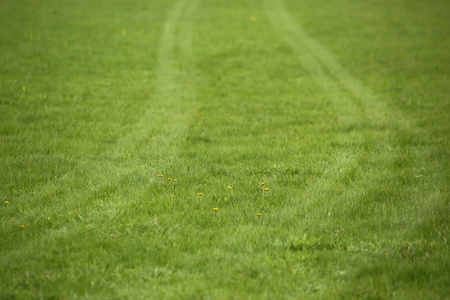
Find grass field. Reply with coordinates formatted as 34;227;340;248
1;0;449;299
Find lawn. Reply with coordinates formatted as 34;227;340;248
1;0;449;299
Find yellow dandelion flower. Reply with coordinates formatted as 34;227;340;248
171;196;175;198
198;193;203;196
227;186;232;189
167;178;172;182
199;112;204;116
173;179;177;182
214;208;218;211
261;182;265;186
158;175;163;178
21;225;25;228
264;187;269;191
257;213;262;216
4;201;8;204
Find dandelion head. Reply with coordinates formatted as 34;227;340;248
257;213;262;216
214;208;218;211
198;193;203;196
168;178;172;182
261;182;265;186
4;201;8;204
227;186;232;189
158;175;163;178
264;187;269;191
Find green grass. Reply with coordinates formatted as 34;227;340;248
1;0;449;299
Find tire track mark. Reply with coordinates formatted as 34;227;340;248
114;0;200;168
263;0;391;126
262;0;420;220
9;0;202;220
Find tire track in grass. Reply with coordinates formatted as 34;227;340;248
113;0;200;170
263;0;390;125
90;0;202;216
262;2;448;279
262;0;419;225
7;0;201;228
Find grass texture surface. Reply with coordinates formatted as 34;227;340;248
1;0;449;299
